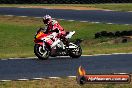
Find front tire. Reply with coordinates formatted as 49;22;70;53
69;45;82;58
34;44;50;60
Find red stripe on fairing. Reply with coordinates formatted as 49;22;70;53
36;42;43;46
47;39;53;45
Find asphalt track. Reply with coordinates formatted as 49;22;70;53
0;7;132;24
0;7;132;81
0;54;132;80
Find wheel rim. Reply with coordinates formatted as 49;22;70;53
38;46;48;58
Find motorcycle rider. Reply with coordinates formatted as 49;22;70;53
41;15;69;46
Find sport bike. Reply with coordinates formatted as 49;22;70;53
34;29;82;60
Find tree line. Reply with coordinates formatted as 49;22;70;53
0;0;132;4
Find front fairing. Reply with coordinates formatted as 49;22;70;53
34;32;47;43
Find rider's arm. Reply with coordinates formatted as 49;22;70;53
51;23;60;33
50;28;59;33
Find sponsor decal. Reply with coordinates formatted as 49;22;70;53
76;66;131;84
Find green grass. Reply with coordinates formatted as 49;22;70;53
0;15;132;88
91;3;132;11
70;3;132;11
0;15;132;58
0;77;132;88
1;4;132;11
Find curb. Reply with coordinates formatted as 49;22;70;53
1;52;132;60
0;76;76;82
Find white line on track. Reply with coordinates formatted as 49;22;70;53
48;77;61;79
0;80;11;82
32;78;43;80
112;53;132;55
24;57;37;59
128;11;132;12
8;57;36;59
107;23;113;24
91;22;100;24
0;74;130;82
18;16;27;17
125;24;130;25
43;8;51;10
103;10;115;12
1;59;8;60
103;10;113;11
68;20;75;22
17;79;29;81
59;19;65;20
80;21;88;22
82;54;112;57
1;52;132;60
9;58;27;59
4;15;14;16
67;76;76;78
82;53;132;57
52;18;56;20
114;73;129;74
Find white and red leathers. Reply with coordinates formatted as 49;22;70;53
44;20;67;46
45;20;66;36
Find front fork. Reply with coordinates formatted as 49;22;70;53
34;40;46;50
43;40;45;50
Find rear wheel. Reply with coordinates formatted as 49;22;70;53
69;45;82;58
34;44;50;60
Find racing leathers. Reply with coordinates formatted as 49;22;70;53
44;20;69;46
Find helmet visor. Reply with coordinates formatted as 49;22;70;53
43;19;49;24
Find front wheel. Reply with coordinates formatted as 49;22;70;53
69;45;82;58
34;44;50;60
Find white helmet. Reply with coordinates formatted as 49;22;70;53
43;15;52;24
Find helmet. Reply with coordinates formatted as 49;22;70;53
43;15;52;24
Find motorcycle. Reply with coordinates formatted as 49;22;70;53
34;28;82;60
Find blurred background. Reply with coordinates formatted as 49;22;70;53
0;0;132;4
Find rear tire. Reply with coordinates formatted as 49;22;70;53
34;44;50;60
69;45;82;58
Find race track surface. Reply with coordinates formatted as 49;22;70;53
0;54;132;80
0;7;132;24
0;7;132;81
